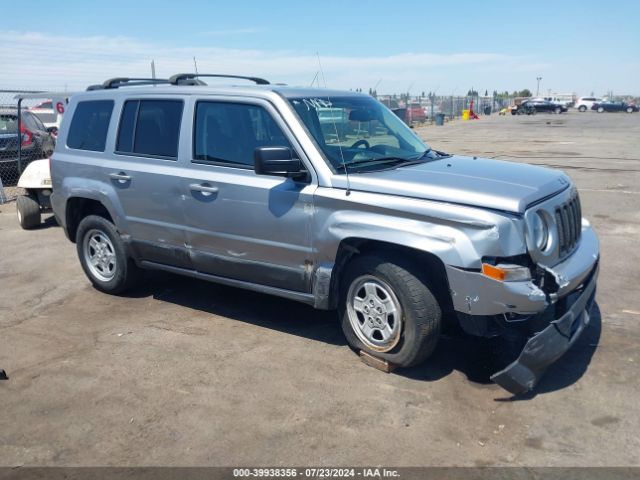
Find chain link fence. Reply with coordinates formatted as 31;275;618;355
0;90;60;203
378;94;517;125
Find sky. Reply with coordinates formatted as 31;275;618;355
1;0;639;96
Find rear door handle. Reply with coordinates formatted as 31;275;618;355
189;183;219;195
109;172;131;182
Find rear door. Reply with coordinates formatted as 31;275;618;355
181;97;316;292
102;97;190;267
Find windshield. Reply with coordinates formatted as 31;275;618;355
288;95;438;172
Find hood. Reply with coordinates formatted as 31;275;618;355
332;156;570;213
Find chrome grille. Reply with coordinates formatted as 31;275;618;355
555;193;582;257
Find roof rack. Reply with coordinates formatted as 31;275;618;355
168;73;270;86
86;77;170;91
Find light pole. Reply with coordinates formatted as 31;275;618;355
536;77;542;96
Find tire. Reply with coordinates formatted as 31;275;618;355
339;254;442;368
16;194;41;229
597;107;604;113
578;106;587;112
76;215;141;294
627;107;634;113
554;107;562;114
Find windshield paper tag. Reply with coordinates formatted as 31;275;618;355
297;98;333;110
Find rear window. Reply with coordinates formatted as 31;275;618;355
116;99;183;159
0;114;18;133
67;100;114;151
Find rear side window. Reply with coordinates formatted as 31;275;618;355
67;100;113;151
116;99;183;159
193;101;291;167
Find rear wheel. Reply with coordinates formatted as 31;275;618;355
578;105;587;112
339;254;442;367
76;215;141;294
554;107;562;114
16;194;41;229
627;107;634;113
597;107;604;113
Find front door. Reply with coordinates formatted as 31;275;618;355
181;98;316;292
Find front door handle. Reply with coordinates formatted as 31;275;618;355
109;172;131;183
189;183;219;195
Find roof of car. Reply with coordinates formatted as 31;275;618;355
72;84;366;101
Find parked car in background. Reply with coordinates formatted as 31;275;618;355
29;100;61;131
512;99;567;115
0;107;55;184
591;101;638;113
543;95;575;108
407;103;426;123
575;97;603;112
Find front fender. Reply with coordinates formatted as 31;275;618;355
310;188;528;309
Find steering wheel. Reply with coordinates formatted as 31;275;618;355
350;139;370;149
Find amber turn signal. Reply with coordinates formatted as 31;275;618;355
481;263;531;282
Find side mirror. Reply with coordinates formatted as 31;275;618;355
47;126;58;135
254;146;306;179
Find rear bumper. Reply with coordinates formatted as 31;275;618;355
491;262;598;394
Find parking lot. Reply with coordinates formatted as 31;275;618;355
0;111;639;467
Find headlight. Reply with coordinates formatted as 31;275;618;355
530;211;549;251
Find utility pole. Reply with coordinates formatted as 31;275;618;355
536;76;542;96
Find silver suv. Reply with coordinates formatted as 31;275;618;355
51;74;599;394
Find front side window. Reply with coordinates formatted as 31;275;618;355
193;101;292;167
288;95;436;172
116;99;183;158
67;100;113;152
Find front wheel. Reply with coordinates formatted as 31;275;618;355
597;107;604;113
554;107;562;114
76;215;141;294
578;106;587;112
627;107;634;113
339;254;441;367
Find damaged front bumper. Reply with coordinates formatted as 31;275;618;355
445;224;600;394
490;262;597;394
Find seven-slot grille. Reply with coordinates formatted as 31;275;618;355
555;194;582;257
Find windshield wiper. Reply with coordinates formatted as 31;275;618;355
343;149;452;172
345;157;413;169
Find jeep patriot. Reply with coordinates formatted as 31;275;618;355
50;74;599;394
